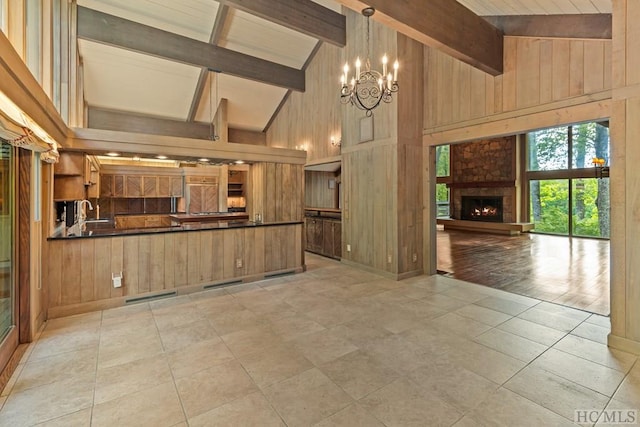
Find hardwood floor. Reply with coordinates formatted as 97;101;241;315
437;228;610;316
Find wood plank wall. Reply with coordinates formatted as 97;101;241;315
248;163;304;223
305;171;338;209
608;0;640;353
424;36;612;135
45;223;303;317
266;43;342;162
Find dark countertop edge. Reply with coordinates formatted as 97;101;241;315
47;221;304;240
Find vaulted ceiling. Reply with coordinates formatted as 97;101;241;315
76;0;611;137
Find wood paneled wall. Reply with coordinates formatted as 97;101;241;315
248;163;304;223
608;0;640;354
424;36;612;134
266;43;342;162
305;171;338;209
45;223;303;317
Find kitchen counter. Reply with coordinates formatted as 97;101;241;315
48;220;302;240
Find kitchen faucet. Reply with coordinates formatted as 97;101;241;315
77;199;93;230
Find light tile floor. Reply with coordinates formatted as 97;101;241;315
0;253;638;426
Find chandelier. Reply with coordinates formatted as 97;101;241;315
340;7;399;116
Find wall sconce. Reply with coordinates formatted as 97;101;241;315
592;157;609;179
331;136;341;147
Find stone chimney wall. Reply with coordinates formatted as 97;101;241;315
450;136;517;222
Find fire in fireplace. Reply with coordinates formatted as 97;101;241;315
461;196;503;222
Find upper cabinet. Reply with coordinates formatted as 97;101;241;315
53;152;97;201
97;165;227;198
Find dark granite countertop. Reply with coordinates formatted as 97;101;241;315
48;220;303;240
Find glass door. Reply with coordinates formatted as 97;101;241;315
0;140;16;371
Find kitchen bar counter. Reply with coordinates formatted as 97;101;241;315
45;220;305;318
48;220;301;240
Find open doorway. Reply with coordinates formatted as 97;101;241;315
435;121;611;315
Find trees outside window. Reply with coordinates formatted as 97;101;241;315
435;145;450;218
527;122;610;238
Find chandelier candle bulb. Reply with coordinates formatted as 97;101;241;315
393;60;399;81
355;57;361;77
382;54;388;76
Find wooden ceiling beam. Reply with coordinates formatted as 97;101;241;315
187;5;230;122
334;0;504;75
484;14;612;39
87;106;212;140
68;127;305;165
77;6;305;92
220;0;346;47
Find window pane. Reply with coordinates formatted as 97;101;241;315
436;145;450;177
572;178;610;238
572;122;610;169
436;183;449;218
530;179;569;235
527;127;568;171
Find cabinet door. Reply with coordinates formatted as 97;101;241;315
157;176;171;197
322;220;334;256
305;218;315;251
203;184;219;213
113;175;125;197
100;174;113;197
126;175;142;197
332;221;342;258
143;176;158;197
171;177;184;197
188;186;203;213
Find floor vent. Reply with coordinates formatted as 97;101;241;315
125;291;177;304
265;270;295;279
203;280;243;290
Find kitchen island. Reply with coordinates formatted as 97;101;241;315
45;220;304;318
169;212;249;225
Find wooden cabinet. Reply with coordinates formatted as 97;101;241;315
100;174;125;197
305;217;341;259
187;184;219;213
157;176;171;197
53;176;85;201
115;214;171;229
54;152;84;176
100;173;184;198
171;177;184;197
322;219;341;258
54;152;89;201
126;175;142;197
186;175;218;184
143;176;158;197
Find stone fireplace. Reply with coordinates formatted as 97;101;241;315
449;136;517;223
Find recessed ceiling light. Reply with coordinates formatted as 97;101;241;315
199;158;209;162
235;160;244;164
106;152;120;157
156;155;168;160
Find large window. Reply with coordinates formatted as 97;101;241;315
527;122;610;238
435;145;450;218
